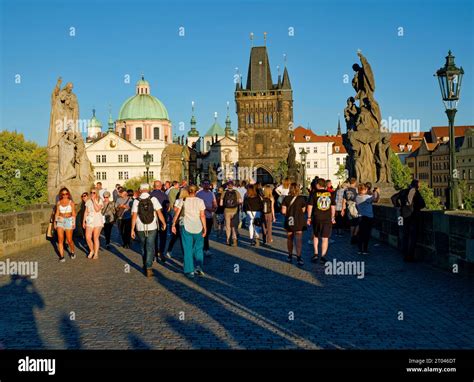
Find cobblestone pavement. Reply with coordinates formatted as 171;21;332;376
1;218;473;349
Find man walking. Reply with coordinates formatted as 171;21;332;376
131;184;167;277
150;180;169;262
342;177;359;244
391;179;426;262
197;180;217;257
220;180;242;246
307;178;336;264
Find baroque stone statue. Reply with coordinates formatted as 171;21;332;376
343;52;393;190
47;77;94;203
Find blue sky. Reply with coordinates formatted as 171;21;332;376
1;0;473;146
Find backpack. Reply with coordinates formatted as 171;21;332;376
137;197;155;225
392;189;414;218
347;200;359;219
223;190;238;209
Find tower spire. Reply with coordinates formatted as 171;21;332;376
188;100;199;138
108;104;114;132
225;101;232;137
337;114;342;136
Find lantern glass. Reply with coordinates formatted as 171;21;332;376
435;51;464;110
299;148;307;162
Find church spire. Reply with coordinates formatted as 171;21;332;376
188;101;199;137
225;101;232;137
281;66;291;89
337;115;342;136
108;105;114;132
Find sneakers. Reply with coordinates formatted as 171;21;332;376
185;272;195;279
165;251;172;259
320;256;328;264
287;254;293;263
195;268;205;277
59;257;66;263
311;254;319;263
70;253;76;260
297;257;304;266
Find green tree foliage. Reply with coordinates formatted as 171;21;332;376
459;180;474;211
418;182;441;210
334;163;347;184
0;131;48;212
122;175;149;192
389;150;412;190
274;160;288;183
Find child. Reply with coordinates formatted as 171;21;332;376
355;184;379;255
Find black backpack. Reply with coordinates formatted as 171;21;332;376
224;190;238;209
137;197;155;224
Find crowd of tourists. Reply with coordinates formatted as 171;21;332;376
50;176;425;277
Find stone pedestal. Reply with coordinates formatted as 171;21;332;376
374;182;397;205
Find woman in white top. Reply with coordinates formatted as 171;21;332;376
275;178;291;207
54;187;76;262
171;185;206;279
83;188;103;259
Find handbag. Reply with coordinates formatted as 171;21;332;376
250;211;262;227
46;222;54;238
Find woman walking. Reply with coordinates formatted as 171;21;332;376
214;186;225;238
101;191;116;249
54;187;76;262
262;185;276;244
166;188;189;257
171;185;206;279
83;188;103;259
243;184;264;247
115;189;133;248
75;192;88;241
281;183;307;266
355;184;380;255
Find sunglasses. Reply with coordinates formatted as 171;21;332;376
91;192;96;194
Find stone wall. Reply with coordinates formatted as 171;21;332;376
372;205;474;273
0;204;55;257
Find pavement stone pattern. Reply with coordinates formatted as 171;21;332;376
0;217;473;350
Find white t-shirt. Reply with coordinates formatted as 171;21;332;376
236;187;247;200
276;185;289;196
131;193;162;231
180;197;205;234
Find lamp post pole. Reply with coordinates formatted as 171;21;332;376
299;148;308;196
143;151;151;185
435;50;464;210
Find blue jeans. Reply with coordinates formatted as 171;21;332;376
137;230;157;269
181;227;204;274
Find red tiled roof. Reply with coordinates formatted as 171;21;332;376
293;126;347;153
431;126;473;141
390;132;429;154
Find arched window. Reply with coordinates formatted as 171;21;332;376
135;127;143;140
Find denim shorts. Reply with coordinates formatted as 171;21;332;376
56;216;74;230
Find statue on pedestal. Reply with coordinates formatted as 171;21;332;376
47;77;94;203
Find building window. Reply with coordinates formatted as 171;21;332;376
124;154;129;163
101;155;106;163
136;127;143;140
334;146;340;153
314;161;318;168
144;171;154;179
118;154;123;163
313;147;317;153
154;127;160;140
118;171;123;180
101;172;107;180
96;155;101;163
122;127;126;138
96;172;101;180
306;161;310;168
336;157;340;165
124;171;129;180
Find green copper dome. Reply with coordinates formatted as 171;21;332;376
205;120;225;137
89;109;102;128
118;94;169;120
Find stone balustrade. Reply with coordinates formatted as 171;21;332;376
0;204;55;257
372;205;474;273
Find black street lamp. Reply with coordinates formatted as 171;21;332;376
143;150;152;184
435;51;464;209
299;148;308;196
